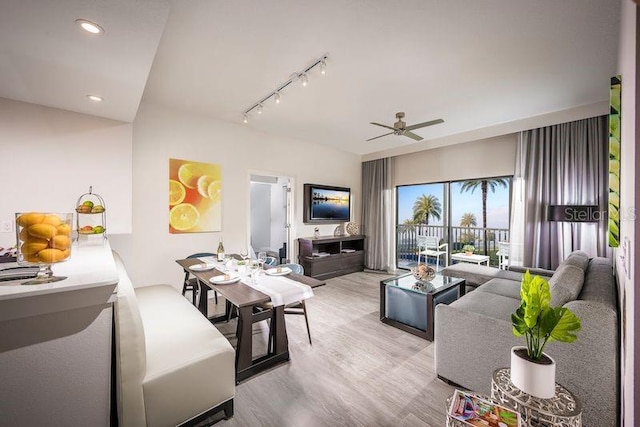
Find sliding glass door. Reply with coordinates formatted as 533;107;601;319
396;176;512;269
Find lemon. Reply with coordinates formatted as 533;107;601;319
42;214;62;227
21;239;49;255
207;180;222;202
28;223;57;240
169;179;186;206
178;163;209;189
17;212;45;227
56;223;72;236
38;248;67;263
51;235;71;250
169;203;200;231
197;175;215;198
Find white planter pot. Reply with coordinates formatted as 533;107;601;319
510;346;556;399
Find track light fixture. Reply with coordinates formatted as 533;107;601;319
242;53;328;122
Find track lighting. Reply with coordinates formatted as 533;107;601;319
242;53;328;123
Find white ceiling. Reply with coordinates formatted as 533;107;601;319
0;0;620;158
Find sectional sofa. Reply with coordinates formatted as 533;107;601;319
435;251;618;427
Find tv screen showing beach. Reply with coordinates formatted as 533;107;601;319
310;187;350;220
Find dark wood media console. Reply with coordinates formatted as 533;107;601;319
297;235;365;280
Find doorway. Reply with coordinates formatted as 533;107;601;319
249;174;293;264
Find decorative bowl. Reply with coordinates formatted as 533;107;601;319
411;263;436;282
16;212;73;285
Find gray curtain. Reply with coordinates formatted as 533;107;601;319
362;158;393;270
518;116;608;269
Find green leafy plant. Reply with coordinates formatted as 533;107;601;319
462;244;475;253
511;271;581;361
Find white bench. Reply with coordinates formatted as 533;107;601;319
113;251;235;426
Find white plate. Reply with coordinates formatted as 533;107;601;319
265;267;292;276
210;274;241;284
189;263;216;272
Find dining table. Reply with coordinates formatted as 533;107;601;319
175;256;325;382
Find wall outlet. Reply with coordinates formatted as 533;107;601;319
1;221;14;233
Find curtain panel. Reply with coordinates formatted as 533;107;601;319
514;116;608;269
361;158;393;271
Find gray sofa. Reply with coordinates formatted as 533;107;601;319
435;251;618;427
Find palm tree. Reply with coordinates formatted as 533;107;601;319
459;212;477;228
460;178;509;254
412;194;442;227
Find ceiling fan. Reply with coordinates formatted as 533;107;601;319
367;112;444;142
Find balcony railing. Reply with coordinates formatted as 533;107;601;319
396;224;510;268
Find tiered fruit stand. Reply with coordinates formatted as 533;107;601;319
75;186;106;240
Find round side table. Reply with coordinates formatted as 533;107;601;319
491;368;582;427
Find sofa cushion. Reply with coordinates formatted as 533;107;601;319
476;278;521;300
113;251;147;427
548;264;585;307
578;258;616;308
560;250;590;272
447;289;521;320
135;285;235;427
442;263;522;286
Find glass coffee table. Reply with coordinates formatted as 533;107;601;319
380;272;466;340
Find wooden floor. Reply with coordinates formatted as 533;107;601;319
202;271;455;427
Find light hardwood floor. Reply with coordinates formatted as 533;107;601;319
203;271;455;426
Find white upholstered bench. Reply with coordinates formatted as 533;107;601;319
113;251;235;426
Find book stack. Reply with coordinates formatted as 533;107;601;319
447;389;521;427
312;252;331;257
0;266;40;282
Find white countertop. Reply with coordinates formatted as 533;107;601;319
0;240;118;322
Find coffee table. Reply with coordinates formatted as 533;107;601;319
380;272;465;341
451;253;490;265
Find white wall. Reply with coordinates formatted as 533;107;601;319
0;98;133;249
130;102;361;287
393;134;517;186
616;1;637;425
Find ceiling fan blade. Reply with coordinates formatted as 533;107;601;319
405;118;444;131
403;131;424;141
366;132;395;142
370;122;396;131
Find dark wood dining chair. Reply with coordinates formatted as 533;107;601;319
183;252;218;306
263;263;312;350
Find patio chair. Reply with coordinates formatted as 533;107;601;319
497;241;510;270
417;235;449;270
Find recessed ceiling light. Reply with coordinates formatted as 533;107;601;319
87;94;103;102
75;19;104;35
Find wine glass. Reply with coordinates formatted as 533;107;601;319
239;248;249;261
257;251;267;270
249;260;260;285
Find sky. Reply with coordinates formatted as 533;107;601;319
397;179;511;229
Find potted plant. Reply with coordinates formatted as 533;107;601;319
510;271;581;398
462;244;475;256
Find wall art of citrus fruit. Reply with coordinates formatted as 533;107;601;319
169;159;222;233
608;75;621;248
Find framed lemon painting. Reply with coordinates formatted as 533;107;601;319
169;158;222;233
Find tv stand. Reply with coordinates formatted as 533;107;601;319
298;235;365;280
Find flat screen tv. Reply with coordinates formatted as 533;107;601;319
303;184;351;224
